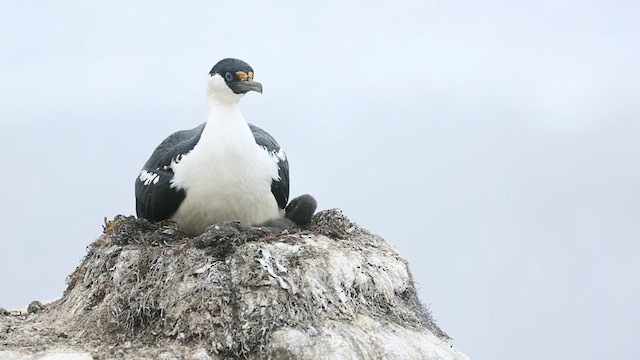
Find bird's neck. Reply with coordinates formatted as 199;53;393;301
206;100;242;124
204;84;246;127
202;99;252;144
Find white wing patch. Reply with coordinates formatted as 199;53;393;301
139;170;160;186
260;146;287;164
168;153;189;190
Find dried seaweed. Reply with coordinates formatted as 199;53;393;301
1;210;457;360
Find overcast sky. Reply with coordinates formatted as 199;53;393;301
1;1;639;359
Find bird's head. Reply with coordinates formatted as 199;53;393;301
207;58;262;104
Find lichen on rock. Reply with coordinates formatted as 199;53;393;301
0;209;468;360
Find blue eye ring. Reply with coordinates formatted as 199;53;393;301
225;72;234;81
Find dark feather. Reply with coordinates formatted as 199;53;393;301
135;124;205;221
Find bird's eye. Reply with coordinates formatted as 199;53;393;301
225;72;234;82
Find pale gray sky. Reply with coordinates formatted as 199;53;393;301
1;1;639;359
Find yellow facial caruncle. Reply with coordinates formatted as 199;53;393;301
235;71;254;81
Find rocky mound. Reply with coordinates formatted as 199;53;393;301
0;210;468;360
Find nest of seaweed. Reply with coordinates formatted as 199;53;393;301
16;209;446;358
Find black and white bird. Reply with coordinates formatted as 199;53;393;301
135;58;315;235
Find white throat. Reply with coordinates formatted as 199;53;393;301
205;74;244;108
201;74;253;144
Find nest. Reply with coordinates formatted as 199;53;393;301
1;210;457;360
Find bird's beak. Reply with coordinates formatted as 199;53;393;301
229;80;263;94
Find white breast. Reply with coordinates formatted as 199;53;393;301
169;111;282;235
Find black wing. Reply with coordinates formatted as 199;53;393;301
249;123;290;209
135;124;205;221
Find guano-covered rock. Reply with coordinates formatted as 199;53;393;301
0;210;468;360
